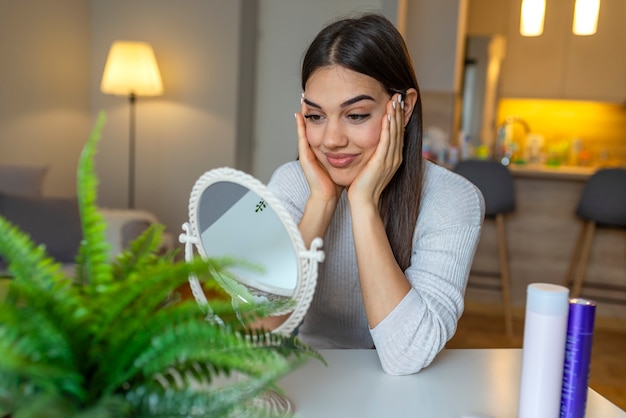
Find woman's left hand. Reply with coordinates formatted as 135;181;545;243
347;93;405;206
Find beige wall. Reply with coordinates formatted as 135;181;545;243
0;0;92;197
0;0;243;235
90;0;242;234
403;0;468;146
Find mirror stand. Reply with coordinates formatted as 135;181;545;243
179;222;224;325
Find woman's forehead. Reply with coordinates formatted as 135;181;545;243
305;65;386;105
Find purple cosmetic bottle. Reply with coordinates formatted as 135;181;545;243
560;298;597;418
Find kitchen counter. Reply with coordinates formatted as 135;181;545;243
464;163;626;323
507;163;598;181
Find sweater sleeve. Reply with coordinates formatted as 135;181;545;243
370;163;485;375
267;161;309;225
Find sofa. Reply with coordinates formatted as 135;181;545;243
0;163;168;277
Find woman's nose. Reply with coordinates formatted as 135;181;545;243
322;119;348;148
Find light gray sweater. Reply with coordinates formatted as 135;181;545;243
268;160;485;375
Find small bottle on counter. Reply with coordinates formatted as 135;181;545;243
518;283;570;418
447;146;459;165
459;131;473;160
569;138;583;166
560;298;597;418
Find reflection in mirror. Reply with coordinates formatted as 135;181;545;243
197;181;297;299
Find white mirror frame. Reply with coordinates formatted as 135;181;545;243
179;167;324;336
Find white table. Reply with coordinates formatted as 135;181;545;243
279;348;626;418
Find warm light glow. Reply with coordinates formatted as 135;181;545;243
101;41;163;96
573;0;600;36
520;0;546;37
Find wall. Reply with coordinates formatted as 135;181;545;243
403;0;468;148
404;0;466;94
0;0;92;197
0;0;242;236
90;1;242;235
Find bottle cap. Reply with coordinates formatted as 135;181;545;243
568;298;596;333
526;283;570;316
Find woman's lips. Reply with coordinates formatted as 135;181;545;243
325;153;358;168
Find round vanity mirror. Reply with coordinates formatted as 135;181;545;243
180;167;324;336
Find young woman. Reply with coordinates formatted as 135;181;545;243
267;12;485;375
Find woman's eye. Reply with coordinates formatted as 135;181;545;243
347;114;370;122
304;114;323;122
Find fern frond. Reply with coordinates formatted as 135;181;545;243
0;217;68;291
3;392;77;418
74;111;112;289
72;395;132;418
132;319;315;380
92;258;214;351
110;223;165;279
0;287;85;401
127;354;307;418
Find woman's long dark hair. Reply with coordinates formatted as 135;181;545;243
301;13;423;270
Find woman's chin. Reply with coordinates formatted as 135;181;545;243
328;172;354;188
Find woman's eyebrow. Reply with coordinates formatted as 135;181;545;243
340;94;375;108
303;94;376;110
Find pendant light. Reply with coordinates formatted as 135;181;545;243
520;0;546;37
573;0;600;36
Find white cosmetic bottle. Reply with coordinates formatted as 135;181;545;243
518;283;570;418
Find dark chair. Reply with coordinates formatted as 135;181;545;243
563;168;626;300
454;159;516;337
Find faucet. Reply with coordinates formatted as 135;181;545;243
498;116;531;135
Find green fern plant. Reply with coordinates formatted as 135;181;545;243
0;112;321;418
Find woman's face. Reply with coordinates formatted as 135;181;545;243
302;65;390;187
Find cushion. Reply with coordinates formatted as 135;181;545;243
0;193;82;263
0;164;48;198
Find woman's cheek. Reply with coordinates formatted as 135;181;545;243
357;122;383;149
304;123;322;147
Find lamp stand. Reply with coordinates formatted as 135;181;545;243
128;92;136;209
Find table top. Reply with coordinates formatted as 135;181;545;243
279;348;625;418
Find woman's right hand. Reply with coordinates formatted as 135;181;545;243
294;110;342;247
294;110;343;202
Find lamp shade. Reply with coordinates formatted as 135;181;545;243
101;41;163;96
520;0;546;37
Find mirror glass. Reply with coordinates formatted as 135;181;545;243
197;181;297;298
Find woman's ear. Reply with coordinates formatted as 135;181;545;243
402;88;418;127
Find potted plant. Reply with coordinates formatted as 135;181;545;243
0;113;321;418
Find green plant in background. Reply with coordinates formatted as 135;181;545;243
0;113;321;418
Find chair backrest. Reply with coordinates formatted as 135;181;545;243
453;159;516;217
576;168;626;227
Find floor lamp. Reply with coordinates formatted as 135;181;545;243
100;41;163;209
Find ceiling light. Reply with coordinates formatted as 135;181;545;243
520;0;546;37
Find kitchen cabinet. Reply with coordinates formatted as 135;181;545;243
468;0;626;103
561;0;626;102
